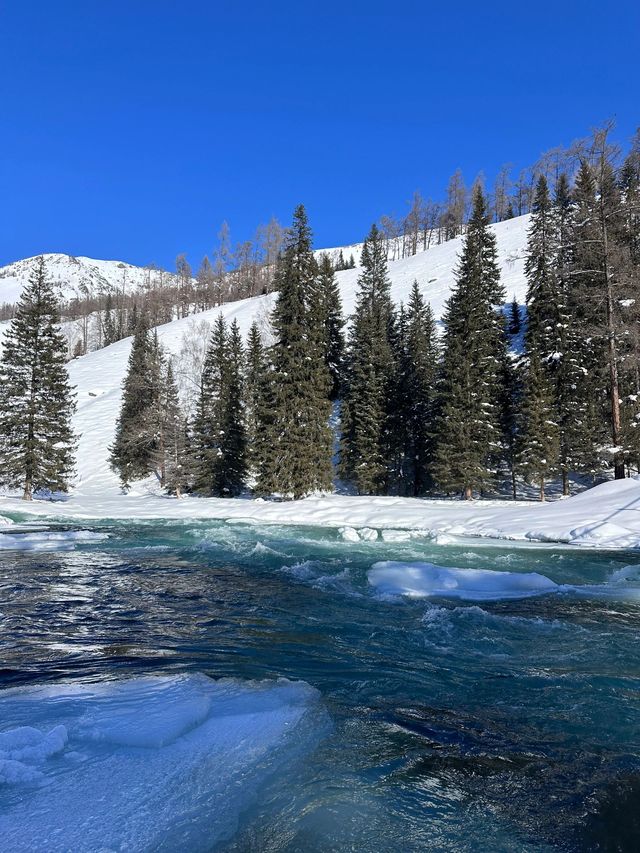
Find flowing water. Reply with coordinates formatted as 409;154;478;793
1;518;640;851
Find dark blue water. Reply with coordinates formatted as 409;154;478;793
2;519;640;851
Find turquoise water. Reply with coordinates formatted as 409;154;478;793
2;519;640;851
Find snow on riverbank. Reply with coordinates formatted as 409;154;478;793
2;476;640;551
0;674;326;852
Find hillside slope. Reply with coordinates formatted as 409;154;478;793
0;253;177;306
1;214;530;497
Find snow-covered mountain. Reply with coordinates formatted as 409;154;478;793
0;214;531;496
0;253;176;306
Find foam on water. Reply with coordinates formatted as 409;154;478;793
0;673;326;852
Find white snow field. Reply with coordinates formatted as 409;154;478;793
3;212;640;550
0;252;179;306
0;674;326;852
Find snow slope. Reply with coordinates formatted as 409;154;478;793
0;252;178;306
0;212;531;495
11;212;640;550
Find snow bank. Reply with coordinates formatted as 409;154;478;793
0;673;326;852
369;561;559;601
0;530;108;551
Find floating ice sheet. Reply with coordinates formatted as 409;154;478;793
369;561;559;601
0;673;326;852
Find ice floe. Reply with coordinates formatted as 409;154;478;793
368;561;559;601
0;673;326;852
0;530;109;551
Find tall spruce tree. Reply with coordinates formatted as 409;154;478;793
316;253;345;400
0;257;76;499
340;223;395;494
161;362;189;497
550;173;602;490
525;176;564;364
517;347;560;501
191;314;227;495
404;281;438;495
255;206;333;498
570;159;620;475
244;321;269;479
109;313;159;488
432;186;507;498
213;319;247;497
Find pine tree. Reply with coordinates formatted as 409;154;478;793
0;257;76;499
432;186;507;498
508;298;521;336
517;347;560;501
244;321;269;478
315;253;345;400
103;293;117;346
162;362;188;497
214;320;247;497
255;205;333;498
525;176;564;365
404;282;439;494
109;313;158;488
340;223;396;494
570;159;620;475
191;314;227;494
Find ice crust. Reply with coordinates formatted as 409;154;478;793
0;674;325;852
369;561;559;601
0;530;108;551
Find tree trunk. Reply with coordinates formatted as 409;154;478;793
463;485;473;500
562;469;569;497
540;477;545;502
22;480;32;501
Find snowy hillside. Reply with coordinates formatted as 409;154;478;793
1;213;530;501
0;253;177;306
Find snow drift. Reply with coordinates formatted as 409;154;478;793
0;674;326;852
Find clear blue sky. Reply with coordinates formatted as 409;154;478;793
1;0;638;270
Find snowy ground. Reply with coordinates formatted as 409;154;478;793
2;477;640;551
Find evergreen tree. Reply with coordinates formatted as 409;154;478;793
517;347;560;501
191;314;227;494
570;159;621;475
109;313;160;488
508;297;521;336
525;176;564;364
214;320;247;497
340;223;395;494
0;257;76;499
103;293;117;346
316;253;345;399
255;205;333;498
404;281;438;494
161;362;189;496
432;186;507;498
244;321;268;478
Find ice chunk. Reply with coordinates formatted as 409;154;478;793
369;561;558;601
380;530;412;542
339;526;360;542
0;674;326;852
0;530;108;551
358;527;379;541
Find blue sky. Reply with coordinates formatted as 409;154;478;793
0;0;638;270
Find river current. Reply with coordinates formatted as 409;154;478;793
1;518;640;851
